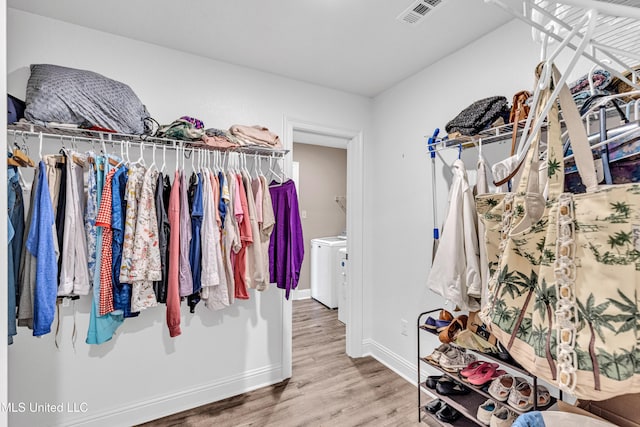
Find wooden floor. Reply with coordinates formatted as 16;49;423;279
142;299;435;427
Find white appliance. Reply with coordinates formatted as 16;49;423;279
337;247;348;324
310;236;347;308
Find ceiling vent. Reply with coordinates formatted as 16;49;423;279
396;0;442;25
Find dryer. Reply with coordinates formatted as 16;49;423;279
310;236;347;309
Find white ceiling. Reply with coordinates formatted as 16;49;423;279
8;0;517;97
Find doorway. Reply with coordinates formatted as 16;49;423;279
281;117;364;379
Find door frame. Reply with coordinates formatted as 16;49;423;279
281;116;364;378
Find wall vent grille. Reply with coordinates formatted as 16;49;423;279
396;0;443;25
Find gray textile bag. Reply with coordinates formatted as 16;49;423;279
25;64;150;135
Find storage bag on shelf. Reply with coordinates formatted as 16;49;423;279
24;64;151;135
477;63;640;401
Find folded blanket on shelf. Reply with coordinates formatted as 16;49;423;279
229;125;282;148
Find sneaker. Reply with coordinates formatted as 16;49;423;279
477;399;497;425
424;343;450;364
439;346;477;372
489;407;517;427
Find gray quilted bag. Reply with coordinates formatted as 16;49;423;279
25;64;150;135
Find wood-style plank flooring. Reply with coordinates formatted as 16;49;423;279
142;299;436;427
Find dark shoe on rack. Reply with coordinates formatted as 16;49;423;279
426;375;443;389
436;404;461;423
425;398;444;413
436;378;470;396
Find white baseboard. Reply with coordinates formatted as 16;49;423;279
64;364;284;427
362;339;441;387
292;289;311;300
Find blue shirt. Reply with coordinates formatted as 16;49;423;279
26;162;58;336
188;173;204;312
218;171;226;227
111;166;137;318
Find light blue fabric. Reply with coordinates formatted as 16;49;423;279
26;162;58;336
513;411;545;427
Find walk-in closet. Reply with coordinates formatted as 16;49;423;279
3;1;640;426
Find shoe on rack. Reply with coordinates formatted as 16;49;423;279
468;364;506;386
488;374;526;402
436;378;470;396
477;399;497;425
424;398;444;414
459;360;487;378
436;404;461;423
439;346;477;372
424;309;454;331
507;381;533;412
489;407;517;427
424;343;450;364
536;385;551;407
425;375;443;389
439;314;468;343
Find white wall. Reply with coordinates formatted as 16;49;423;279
6;9;371;427
365;18;599;381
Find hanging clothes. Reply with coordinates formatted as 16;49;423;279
188;172;204;312
86;155;124;345
268;179;304;300
233;173;252;299
476;155;492;310
221;172;238;304
58;150;90;296
96;168;118;316
427;159;481;311
200;169;229;310
17;166;38;330
243;171;265;291
26;161;58;336
166;170;182;338
129;166;160;312
8;164;25;344
84;155;98;285
112;164;136;318
259;175;276;286
153;172;170;304
178;170;193;297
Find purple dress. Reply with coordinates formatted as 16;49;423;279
268;180;304;300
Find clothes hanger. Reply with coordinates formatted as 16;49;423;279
149;143;157;171
516;11;597;164
161;144;166;174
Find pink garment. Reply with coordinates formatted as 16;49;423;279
166;171;182;337
229;125;282;148
233;174;253;299
201;135;238;149
252;177;263;225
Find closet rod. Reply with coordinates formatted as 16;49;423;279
6;124;289;157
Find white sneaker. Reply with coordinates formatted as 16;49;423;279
439;347;477;372
489;407;517;427
477;399;497;425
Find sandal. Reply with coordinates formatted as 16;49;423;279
468;364;507;386
488;374;518;402
459;360;487;378
507;381;534;411
439;315;468;344
536;385;551;407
